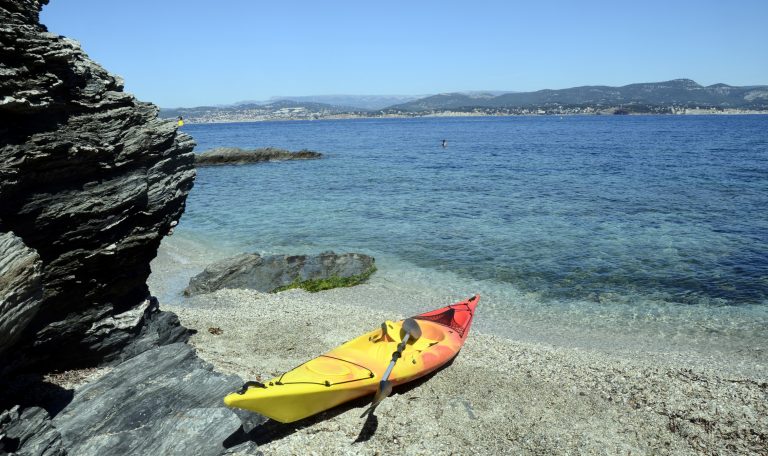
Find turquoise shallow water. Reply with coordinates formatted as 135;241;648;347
158;115;768;366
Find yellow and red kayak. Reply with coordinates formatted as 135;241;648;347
224;295;479;423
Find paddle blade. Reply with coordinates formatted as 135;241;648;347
372;380;393;408
361;381;392;418
401;318;422;340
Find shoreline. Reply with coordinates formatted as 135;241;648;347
149;235;768;379
170;111;768;125
165;287;768;455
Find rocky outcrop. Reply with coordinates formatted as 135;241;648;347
0;405;63;456
195;147;322;166
0;232;42;359
113;297;193;364
51;343;256;456
0;2;266;455
0;0;195;368
185;251;376;295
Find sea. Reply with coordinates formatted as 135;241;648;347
151;115;768;372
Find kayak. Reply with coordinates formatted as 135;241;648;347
224;295;479;422
224;295;479;423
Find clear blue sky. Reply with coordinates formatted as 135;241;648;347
41;0;768;108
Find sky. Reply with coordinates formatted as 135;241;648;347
41;0;768;108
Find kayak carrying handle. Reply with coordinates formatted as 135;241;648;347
237;381;267;394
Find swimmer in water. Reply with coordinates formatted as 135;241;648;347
441;139;447;148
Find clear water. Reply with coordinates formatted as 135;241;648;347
156;115;768;370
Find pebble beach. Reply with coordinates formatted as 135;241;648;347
163;285;768;455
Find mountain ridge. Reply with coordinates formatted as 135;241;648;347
387;79;768;111
160;79;768;122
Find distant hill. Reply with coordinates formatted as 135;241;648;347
385;79;768;111
263;95;425;111
160;99;354;123
160;80;768;123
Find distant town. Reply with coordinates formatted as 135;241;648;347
160;79;768;123
167;105;766;124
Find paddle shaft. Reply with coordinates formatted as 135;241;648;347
380;333;411;384
367;318;422;413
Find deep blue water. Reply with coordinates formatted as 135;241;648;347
164;115;768;360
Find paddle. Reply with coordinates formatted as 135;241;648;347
367;318;422;413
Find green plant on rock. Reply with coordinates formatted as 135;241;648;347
272;266;377;293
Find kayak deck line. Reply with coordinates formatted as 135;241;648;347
273;355;375;387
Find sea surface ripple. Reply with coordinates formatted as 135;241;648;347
160;115;768;367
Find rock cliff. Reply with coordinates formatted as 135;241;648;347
0;0;196;369
0;232;42;359
0;3;264;454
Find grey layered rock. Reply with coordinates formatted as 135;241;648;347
195;147;322;166
0;406;63;456
0;2;264;455
113;298;192;364
0;0;195;368
52;343;255;456
85;296;193;366
0;232;42;359
184;251;376;296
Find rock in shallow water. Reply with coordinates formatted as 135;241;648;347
184;251;376;296
52;343;251;456
195;147;322;166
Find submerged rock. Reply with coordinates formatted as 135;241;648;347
195;147;322;166
0;0;195;369
52;343;255;456
184;251;376;296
